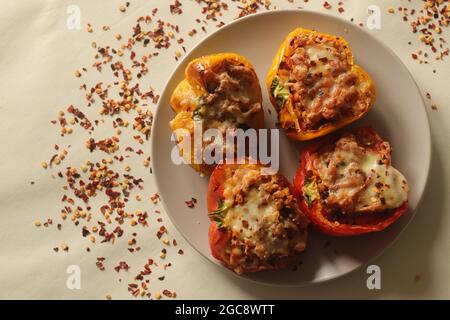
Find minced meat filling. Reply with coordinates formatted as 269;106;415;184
196;59;262;130
277;33;370;131
221;165;308;273
307;133;408;215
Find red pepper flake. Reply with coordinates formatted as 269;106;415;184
82;227;90;237
185;197;197;208
195;0;229;21
323;1;332;10
96;257;106;271
170;0;183;15
114;261;130;272
150;193;160;204
235;0;272;19
162;289;175;298
113;226;124;237
85;137;120;153
391;1;449;63
156;226;167;239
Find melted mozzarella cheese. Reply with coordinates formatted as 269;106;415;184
224;188;289;256
306;45;336;76
317;147;408;213
222;167;290;256
306;45;337;62
358;152;409;210
224;189;270;238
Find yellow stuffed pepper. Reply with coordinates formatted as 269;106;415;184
170;53;264;175
266;28;376;141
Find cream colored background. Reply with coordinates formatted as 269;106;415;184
0;0;448;299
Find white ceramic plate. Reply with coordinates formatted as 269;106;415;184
151;10;431;286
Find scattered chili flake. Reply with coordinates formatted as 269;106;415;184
162;289;174;297
114;261;130;272
96;257;106;271
85;137;120;153
392;1;449;63
82;227;90;237
170;0;183;15
156;226;167;239
150;193;160;204
185;198;195;208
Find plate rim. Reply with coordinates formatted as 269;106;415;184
150;9;432;287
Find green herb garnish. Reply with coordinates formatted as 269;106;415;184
192;96;209;121
209;198;229;229
302;177;320;208
270;76;290;108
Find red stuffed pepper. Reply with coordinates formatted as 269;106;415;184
293;126;409;236
207;162;309;274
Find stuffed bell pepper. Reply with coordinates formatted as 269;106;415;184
267;28;376;141
207;162;309;274
293;126;409;236
170;53;265;175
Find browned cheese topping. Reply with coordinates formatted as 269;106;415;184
220;164;308;273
